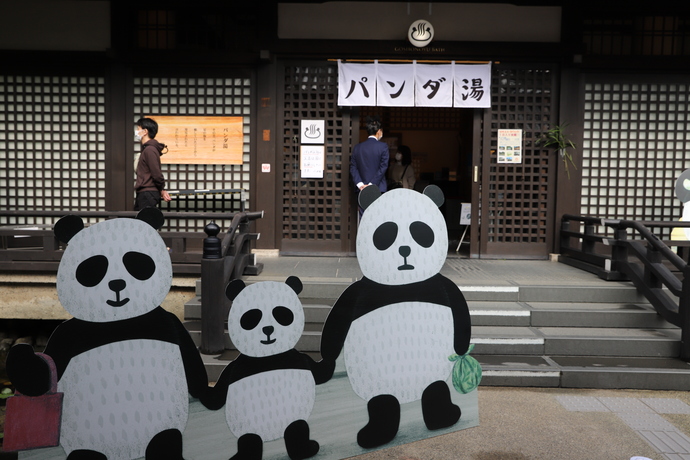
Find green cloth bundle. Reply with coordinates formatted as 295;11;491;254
448;343;482;394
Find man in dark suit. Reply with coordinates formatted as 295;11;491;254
350;116;390;197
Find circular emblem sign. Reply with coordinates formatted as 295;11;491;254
408;19;434;47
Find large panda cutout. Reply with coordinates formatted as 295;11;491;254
6;208;208;459
320;185;474;449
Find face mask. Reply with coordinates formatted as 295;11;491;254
134;128;142;142
395;153;402;161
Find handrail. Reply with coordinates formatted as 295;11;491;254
0;210;245;274
0;210;240;220
199;211;264;354
560;214;690;360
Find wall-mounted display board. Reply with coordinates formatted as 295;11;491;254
151;116;244;165
497;129;522;164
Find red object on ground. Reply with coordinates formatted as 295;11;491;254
3;353;63;452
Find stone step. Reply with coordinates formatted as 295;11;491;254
189;280;647;306
468;301;674;328
472;326;681;357
184;297;331;323
185;321;681;359
477;355;690;391
185;320;321;352
186;298;671;331
185;280;684;390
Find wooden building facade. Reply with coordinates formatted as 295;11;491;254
1;1;690;259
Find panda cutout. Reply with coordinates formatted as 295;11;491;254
6;208;208;460
200;277;333;460
320;185;472;449
675;168;690;240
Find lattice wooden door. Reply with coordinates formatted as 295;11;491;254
278;62;354;254
479;64;559;258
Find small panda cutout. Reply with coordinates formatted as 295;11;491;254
6;208;208;460
320;185;472;449
200;277;333;460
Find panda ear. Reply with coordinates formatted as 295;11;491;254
423;185;445;208
358;184;381;211
225;279;246;301
54;215;84;243
285;276;302;295
676;168;690;203
136;207;165;230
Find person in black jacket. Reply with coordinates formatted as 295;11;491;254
134;117;172;210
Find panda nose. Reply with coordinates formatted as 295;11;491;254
262;325;274;337
109;279;126;292
399;246;411;258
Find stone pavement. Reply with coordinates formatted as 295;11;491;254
351;386;689;460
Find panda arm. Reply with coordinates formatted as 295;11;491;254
319;284;360;361
442;277;472;356
169;312;209;398
199;361;236;410
6;343;51;396
303;354;336;384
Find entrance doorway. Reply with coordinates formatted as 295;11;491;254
358;107;475;257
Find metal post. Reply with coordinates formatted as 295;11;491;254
643;245;662;290
610;226;628;275
560;218;570;253
200;222;226;355
681;267;690;361
583;223;595;255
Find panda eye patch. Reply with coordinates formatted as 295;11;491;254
410;221;435;248
240;309;262;330
272;306;294;326
123;252;156;281
76;255;109;287
373;222;398;251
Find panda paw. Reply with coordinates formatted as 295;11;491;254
422;380;461;430
357;395;400;448
284;420;319;460
6;343;51;396
312;358;336;384
231;433;262;460
66;450;107;460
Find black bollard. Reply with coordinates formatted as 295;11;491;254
201;221;226;354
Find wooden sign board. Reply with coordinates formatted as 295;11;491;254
149;116;244;165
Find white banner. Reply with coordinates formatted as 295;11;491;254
376;63;415;107
337;60;377;106
454;63;491;108
338;61;491;108
414;63;454;107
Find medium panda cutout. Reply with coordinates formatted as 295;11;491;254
320;185;473;449
201;277;333;460
6;208;208;460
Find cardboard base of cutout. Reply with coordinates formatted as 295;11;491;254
18;356;479;460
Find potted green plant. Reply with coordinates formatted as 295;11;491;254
536;123;577;178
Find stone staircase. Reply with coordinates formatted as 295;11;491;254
184;277;690;390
